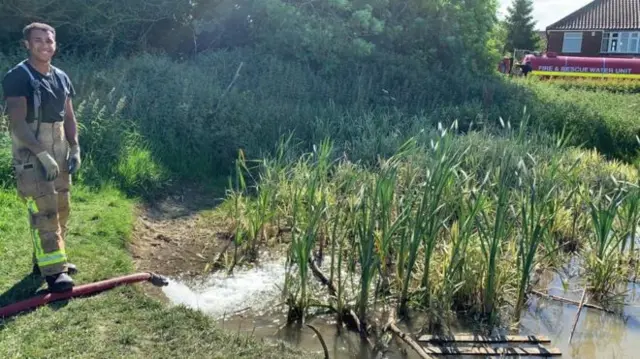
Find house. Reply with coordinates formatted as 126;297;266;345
545;0;640;58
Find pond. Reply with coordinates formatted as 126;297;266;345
162;257;640;359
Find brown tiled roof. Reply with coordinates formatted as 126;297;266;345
546;0;640;31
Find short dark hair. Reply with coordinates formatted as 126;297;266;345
23;22;56;41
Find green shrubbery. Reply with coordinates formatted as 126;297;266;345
548;77;640;94
2;50;639;194
0;0;638;195
0;133;13;189
518;79;640;162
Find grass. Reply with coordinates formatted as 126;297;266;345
0;185;315;359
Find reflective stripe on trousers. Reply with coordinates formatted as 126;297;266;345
28;200;68;270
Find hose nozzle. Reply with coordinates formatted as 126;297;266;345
149;273;169;287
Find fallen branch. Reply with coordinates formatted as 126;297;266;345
383;307;434;359
306;324;330;359
225;306;251;317
309;257;337;297
530;290;614;313
568;287;588;344
307;257;369;340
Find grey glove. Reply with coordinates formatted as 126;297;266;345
36;151;60;181
68;145;81;174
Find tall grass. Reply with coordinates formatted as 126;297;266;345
0;131;13;189
475;148;515;323
583;187;628;304
516;79;640;163
283;140;332;323
619;183;640;256
437;173;485;317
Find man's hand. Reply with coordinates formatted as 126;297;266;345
36;151;60;181
68;144;81;174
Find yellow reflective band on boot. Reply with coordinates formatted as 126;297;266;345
30;227;67;267
37;250;68;267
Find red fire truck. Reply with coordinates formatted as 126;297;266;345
517;52;640;80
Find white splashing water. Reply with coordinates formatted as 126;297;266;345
161;259;287;319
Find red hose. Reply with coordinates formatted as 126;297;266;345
0;272;169;318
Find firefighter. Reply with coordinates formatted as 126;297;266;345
2;22;81;292
520;61;533;77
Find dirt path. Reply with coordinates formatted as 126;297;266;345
127;185;230;300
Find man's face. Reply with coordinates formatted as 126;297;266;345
24;29;56;63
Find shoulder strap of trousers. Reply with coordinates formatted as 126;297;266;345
51;66;70;96
18;60;41;138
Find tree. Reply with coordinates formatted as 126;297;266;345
488;20;509;58
536;32;548;52
504;0;539;53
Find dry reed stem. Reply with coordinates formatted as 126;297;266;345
308;257;365;336
530;290;613;313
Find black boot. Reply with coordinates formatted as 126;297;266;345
33;262;78;276
45;272;74;293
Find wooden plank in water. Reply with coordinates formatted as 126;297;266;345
422;346;561;357
417;334;551;344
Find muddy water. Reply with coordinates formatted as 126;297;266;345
520;267;640;359
162;258;640;359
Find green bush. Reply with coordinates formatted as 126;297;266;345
547;78;640;94
70;92;169;197
0;132;13;189
515;79;640;162
115;137;169;198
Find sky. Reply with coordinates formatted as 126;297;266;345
498;0;593;30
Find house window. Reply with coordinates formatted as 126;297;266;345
601;31;640;53
631;33;639;54
620;32;630;52
601;32;609;52
562;32;583;53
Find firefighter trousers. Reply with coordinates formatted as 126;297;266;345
12;122;71;277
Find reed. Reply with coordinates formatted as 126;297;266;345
354;179;380;328
513;154;563;319
618;183;640;256
396;124;463;314
438;173;486;317
422;124;467;308
584;185;628;303
227;150;249;273
212;122;639;333
475;148;515;323
284;167;327;323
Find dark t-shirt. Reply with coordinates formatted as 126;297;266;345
2;61;76;123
